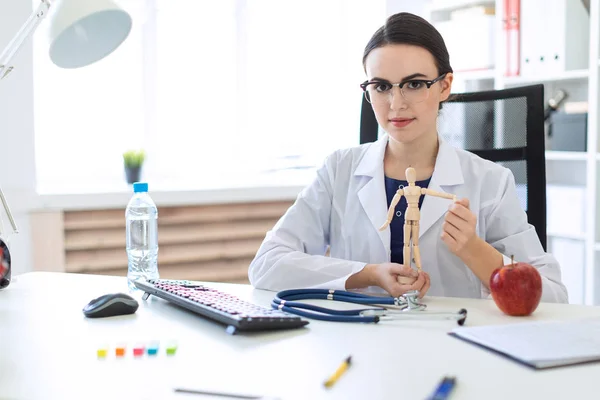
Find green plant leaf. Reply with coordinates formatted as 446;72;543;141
123;149;145;168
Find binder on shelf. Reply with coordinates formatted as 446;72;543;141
503;0;520;77
520;0;589;77
434;4;495;73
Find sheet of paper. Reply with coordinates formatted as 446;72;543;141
451;318;600;367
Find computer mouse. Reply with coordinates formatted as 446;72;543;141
83;293;139;318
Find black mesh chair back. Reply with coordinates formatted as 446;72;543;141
359;84;547;250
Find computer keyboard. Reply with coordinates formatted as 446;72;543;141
134;279;309;334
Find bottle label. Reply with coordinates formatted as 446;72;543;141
126;218;158;249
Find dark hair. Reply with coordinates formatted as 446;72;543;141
362;12;453;77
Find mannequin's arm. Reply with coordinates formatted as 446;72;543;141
421;188;457;202
379;189;404;231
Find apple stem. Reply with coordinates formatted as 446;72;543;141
510;255;515;268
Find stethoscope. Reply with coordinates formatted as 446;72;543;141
272;289;467;325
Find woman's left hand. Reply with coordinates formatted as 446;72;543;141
441;198;479;258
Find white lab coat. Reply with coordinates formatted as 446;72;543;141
248;134;568;303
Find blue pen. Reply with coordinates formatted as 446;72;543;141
428;376;456;400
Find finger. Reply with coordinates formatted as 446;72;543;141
389;263;418;278
447;203;474;222
396;274;418;285
443;221;463;242
457;198;470;209
409;272;427;295
387;281;412;298
445;212;471;231
441;230;458;247
397;283;417;294
399;272;425;294
418;273;431;298
408;271;426;291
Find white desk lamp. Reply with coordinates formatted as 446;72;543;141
0;0;132;284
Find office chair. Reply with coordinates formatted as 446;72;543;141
359;84;547;250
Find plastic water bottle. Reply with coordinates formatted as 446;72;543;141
126;182;159;291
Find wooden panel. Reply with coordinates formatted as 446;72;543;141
62;201;290;283
65;238;263;273
30;211;66;272
64;201;292;230
92;258;252;283
64;219;275;250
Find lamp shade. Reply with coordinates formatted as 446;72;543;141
47;0;132;69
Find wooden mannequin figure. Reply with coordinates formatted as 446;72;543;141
379;167;457;283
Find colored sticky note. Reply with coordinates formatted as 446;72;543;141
133;346;145;357
115;346;126;357
166;345;177;356
147;343;159;356
97;348;108;358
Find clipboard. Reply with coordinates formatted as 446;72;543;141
448;317;600;370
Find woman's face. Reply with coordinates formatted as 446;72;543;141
364;44;453;145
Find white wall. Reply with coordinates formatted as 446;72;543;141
0;0;37;276
386;0;428;17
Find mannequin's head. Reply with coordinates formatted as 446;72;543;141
405;167;417;184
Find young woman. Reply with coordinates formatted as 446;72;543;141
248;12;568;303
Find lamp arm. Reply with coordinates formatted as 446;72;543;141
0;0;52;80
0;189;18;235
0;1;50;234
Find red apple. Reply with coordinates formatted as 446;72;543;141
489;257;542;316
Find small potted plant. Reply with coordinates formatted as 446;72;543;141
123;149;145;184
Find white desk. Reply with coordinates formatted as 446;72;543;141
1;272;599;400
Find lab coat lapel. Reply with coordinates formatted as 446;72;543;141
356;136;390;256
419;137;464;239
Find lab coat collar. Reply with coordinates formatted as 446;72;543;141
355;134;464;255
419;136;464;238
355;135;391;256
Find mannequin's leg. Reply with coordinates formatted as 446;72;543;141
412;224;422;271
403;222;412;268
398;222;417;285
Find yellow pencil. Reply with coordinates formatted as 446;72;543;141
324;356;352;388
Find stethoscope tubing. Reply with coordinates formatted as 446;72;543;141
272;288;467;325
270;299;384;316
272;289;389;323
272;301;380;323
275;289;397;305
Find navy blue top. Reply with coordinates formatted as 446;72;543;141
384;176;432;265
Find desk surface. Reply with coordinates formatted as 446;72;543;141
1;272;599;400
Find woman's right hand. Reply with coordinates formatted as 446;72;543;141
368;263;430;298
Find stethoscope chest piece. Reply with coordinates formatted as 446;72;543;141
395;290;427;311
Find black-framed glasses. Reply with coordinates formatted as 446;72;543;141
360;73;447;105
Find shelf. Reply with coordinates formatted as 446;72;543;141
544;152;600;161
545;151;588;161
429;0;494;13
453;69;495;81
503;69;589;86
548;232;587;241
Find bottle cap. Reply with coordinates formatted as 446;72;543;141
133;182;148;193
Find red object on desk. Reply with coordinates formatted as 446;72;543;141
490;259;542;316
